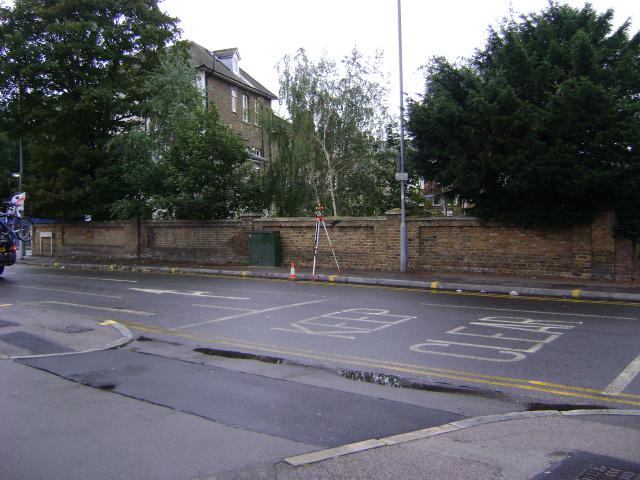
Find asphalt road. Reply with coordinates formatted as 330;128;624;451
2;264;640;408
3;264;640;480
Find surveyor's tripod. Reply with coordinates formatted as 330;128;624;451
312;204;340;277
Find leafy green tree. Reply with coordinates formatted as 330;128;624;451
110;44;253;220
275;48;396;216
408;3;640;237
260;111;315;217
0;132;18;200
0;0;178;218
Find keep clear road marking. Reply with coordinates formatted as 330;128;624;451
272;308;416;340
20;285;121;299
34;301;155;316
178;298;328;330
420;302;637;320
410;317;582;363
605;351;640;395
130;288;250;300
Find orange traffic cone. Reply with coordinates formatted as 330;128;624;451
289;261;297;280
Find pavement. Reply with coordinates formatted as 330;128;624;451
3;256;640;479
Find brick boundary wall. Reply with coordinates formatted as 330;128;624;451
31;210;640;281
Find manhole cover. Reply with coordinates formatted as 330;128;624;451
531;453;640;480
576;464;640;480
46;324;93;334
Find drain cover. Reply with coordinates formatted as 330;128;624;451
46;324;93;334
532;453;640;480
576;464;640;479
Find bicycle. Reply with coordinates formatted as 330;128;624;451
1;192;34;242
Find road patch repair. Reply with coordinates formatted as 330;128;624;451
19;349;465;448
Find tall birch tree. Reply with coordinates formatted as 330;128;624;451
276;48;393;217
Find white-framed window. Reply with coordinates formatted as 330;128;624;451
231;88;237;113
254;99;262;126
242;94;249;123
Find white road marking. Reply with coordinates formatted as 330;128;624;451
410;340;527;362
446;326;561;344
225;288;327;299
20;286;121;298
178;299;327;329
604;352;640;395
37;301;155;316
130;288;249;300
417;338;546;354
271;327;358;340
420;302;635;320
273;308;416;340
37;274;139;283
410;316;581;362
192;304;256;312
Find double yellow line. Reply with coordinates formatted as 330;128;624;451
123;320;640;407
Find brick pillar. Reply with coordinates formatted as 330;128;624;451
238;213;261;261
384;209;402;272
570;222;593;278
614;236;635;281
590;210;616;279
124;218;141;258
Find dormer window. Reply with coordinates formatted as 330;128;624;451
217;48;241;75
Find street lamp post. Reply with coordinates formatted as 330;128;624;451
18;137;24;258
397;0;408;273
18;137;23;192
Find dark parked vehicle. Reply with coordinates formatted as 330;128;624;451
0;227;17;276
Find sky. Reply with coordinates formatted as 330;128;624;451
160;0;639;112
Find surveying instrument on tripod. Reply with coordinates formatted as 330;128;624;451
312;203;340;278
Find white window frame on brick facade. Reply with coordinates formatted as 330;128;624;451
254;99;261;126
231;88;237;113
242;94;249;123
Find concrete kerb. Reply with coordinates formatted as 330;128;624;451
283;409;640;467
18;259;640;302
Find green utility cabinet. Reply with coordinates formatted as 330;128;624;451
248;231;282;266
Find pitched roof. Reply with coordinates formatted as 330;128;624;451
188;42;277;101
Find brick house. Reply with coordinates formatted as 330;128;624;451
188;42;278;164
